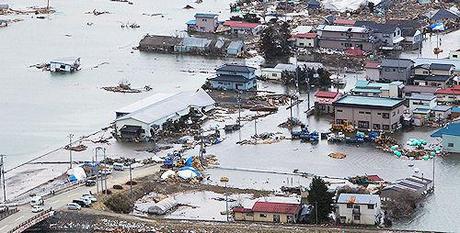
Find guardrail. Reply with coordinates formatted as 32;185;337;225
7;209;54;233
0;208;19;221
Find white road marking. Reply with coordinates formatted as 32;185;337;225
14;215;24;222
0;225;9;231
51;200;60;204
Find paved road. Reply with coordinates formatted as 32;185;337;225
0;164;161;232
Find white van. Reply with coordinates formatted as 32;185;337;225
113;163;125;171
30;196;44;206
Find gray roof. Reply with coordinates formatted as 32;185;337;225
409;93;436;101
402;85;439;94
355;21;398;33
414;58;460;72
337;193;380;205
227;40;244;50
381;58;414;68
424;9;459;21
180;37;212;48
194;13;218;19
432;105;452;112
430;63;454;71
209;74;251;83
413;75;451;82
216;64;256;73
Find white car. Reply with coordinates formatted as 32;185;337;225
31;205;44;213
82;194;97;202
100;169;112;175
67;203;81;210
79;197;92;206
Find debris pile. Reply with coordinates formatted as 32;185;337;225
102;81;151;93
278;117;302;128
64;144;87;152
328;152;346;159
86;9;110;16
237;132;286;145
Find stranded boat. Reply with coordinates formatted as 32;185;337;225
49;57;81;72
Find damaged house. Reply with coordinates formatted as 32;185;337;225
113;89;215;142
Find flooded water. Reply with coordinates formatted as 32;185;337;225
1;0;460;231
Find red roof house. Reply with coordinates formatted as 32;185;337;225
334;19;356;26
223;20;259;29
435;85;460;95
314;91;341;114
291;32;317;39
251;201;300;215
233;201;301;223
365;61;381;69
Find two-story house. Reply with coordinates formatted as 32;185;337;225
387;20;423;50
336;193;382;225
408;93;437;111
379;58;414;82
316;25;375;51
223;20;262;35
351;80;403;98
355;21;403;50
208;64;257;91
333;95;406;132
412;63;455;88
190;13;219;33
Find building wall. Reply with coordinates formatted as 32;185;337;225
319;39;374;51
315;102;335;114
295;38;316;48
380;66;412;82
337;203;381;225
260;69;282;80
234;212;254;221
217;70;255;80
335;105;405;131
365;68;380;81
413;79;449;88
252;212;296;223
195;16;217;32
442;134;460;153
115;118;151;138
210;80;256;90
436;94;460;104
433;109;451;120
409;98;436;111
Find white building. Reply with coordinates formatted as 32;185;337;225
260;62;324;81
336;193;382;225
114;89;215;141
49;57;81;72
408;93;437;111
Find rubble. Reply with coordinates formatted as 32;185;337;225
328;152;346;159
86;9;110;16
278;117;302;128
64;144;87;152
237;132;286;145
111;0;134;4
101;81;151;93
183;5;194;9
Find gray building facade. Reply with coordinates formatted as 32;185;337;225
379;58;414;82
317;25;375;51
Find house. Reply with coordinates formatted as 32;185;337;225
451;106;460;118
351;80;402;98
114;89;215;142
386;20;423;50
260;62;324;81
314;91;341;114
432;121;460;153
336;193;382;225
432;105;452;121
233;201;301;223
449;50;460;60
364;61;381;81
413;58;460;75
423;9;459;23
414;63;455;77
402;85;439;97
0;4;8;11
291;32;317;48
49;57;81;72
174;37;212;53
435;85;460;104
408;94;436;111
226;40;244;56
223;20;262;35
306;0;321;9
208;64;257;91
191;13;219;33
380;176;433;201
412;74;452;88
354;21;403;50
412;108;432;126
333;95;406;132
316;25;375;52
138;35;182;53
379;58;414;82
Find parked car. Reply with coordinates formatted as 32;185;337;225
31;205;44;213
100;169;112;175
30;195;44;206
113;162;125;171
82;194;97;202
80;196;93;205
72;199;89;208
67;203;81;210
85;179;96;187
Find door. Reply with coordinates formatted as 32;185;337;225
273;214;280;223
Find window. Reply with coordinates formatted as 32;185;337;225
347;203;353;208
246;213;253;216
382;113;389;119
365;112;371;115
368;204;374;209
354;215;361;221
272;73;277;77
394;32;396;37
393;69;396;72
259;213;267;218
358;121;369;128
373;124;380;130
453;55;458;58
392;112;396;116
359;111;365;114
337;109;343;113
377;113;382;115
383;125;390;130
448;143;454;147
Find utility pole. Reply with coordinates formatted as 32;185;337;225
0;154;6;203
95;148;99;194
103;148;107;194
47;0;50;10
129;163;133;196
432;154;435;191
68;133;74;169
220;176;229;222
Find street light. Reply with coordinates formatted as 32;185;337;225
220;176;230;222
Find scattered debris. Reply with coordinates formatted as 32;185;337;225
64;144;87;152
142;13;163;17
121;22;140;29
86;9;110;16
102;81;151;93
183;5;194;9
328;152;346;159
111;0;133;4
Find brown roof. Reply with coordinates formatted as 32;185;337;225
252;201;300;215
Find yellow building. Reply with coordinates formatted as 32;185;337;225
233;201;300;223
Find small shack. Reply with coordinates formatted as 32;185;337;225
138;35;182;53
147;198;178;215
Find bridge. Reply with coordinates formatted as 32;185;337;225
0;164;160;232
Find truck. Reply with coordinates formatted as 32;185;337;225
30;195;44;206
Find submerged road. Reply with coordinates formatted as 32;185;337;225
0;164;161;232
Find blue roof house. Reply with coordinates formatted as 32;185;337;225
209;64;257;91
431;121;460;153
226;40;244;56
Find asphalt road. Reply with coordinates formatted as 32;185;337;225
0;164;161;232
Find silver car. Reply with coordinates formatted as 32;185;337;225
67;203;81;210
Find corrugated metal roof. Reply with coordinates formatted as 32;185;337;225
335;95;404;108
180;37;212;48
381;58;414;68
409;93;436;101
431;121;460;137
194;13;218;18
252;201;300;215
217;64;256;73
337;193;380;205
317;25;368;33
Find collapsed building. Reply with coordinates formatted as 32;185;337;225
113;89;215;142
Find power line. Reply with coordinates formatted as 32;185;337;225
0;154;6;203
